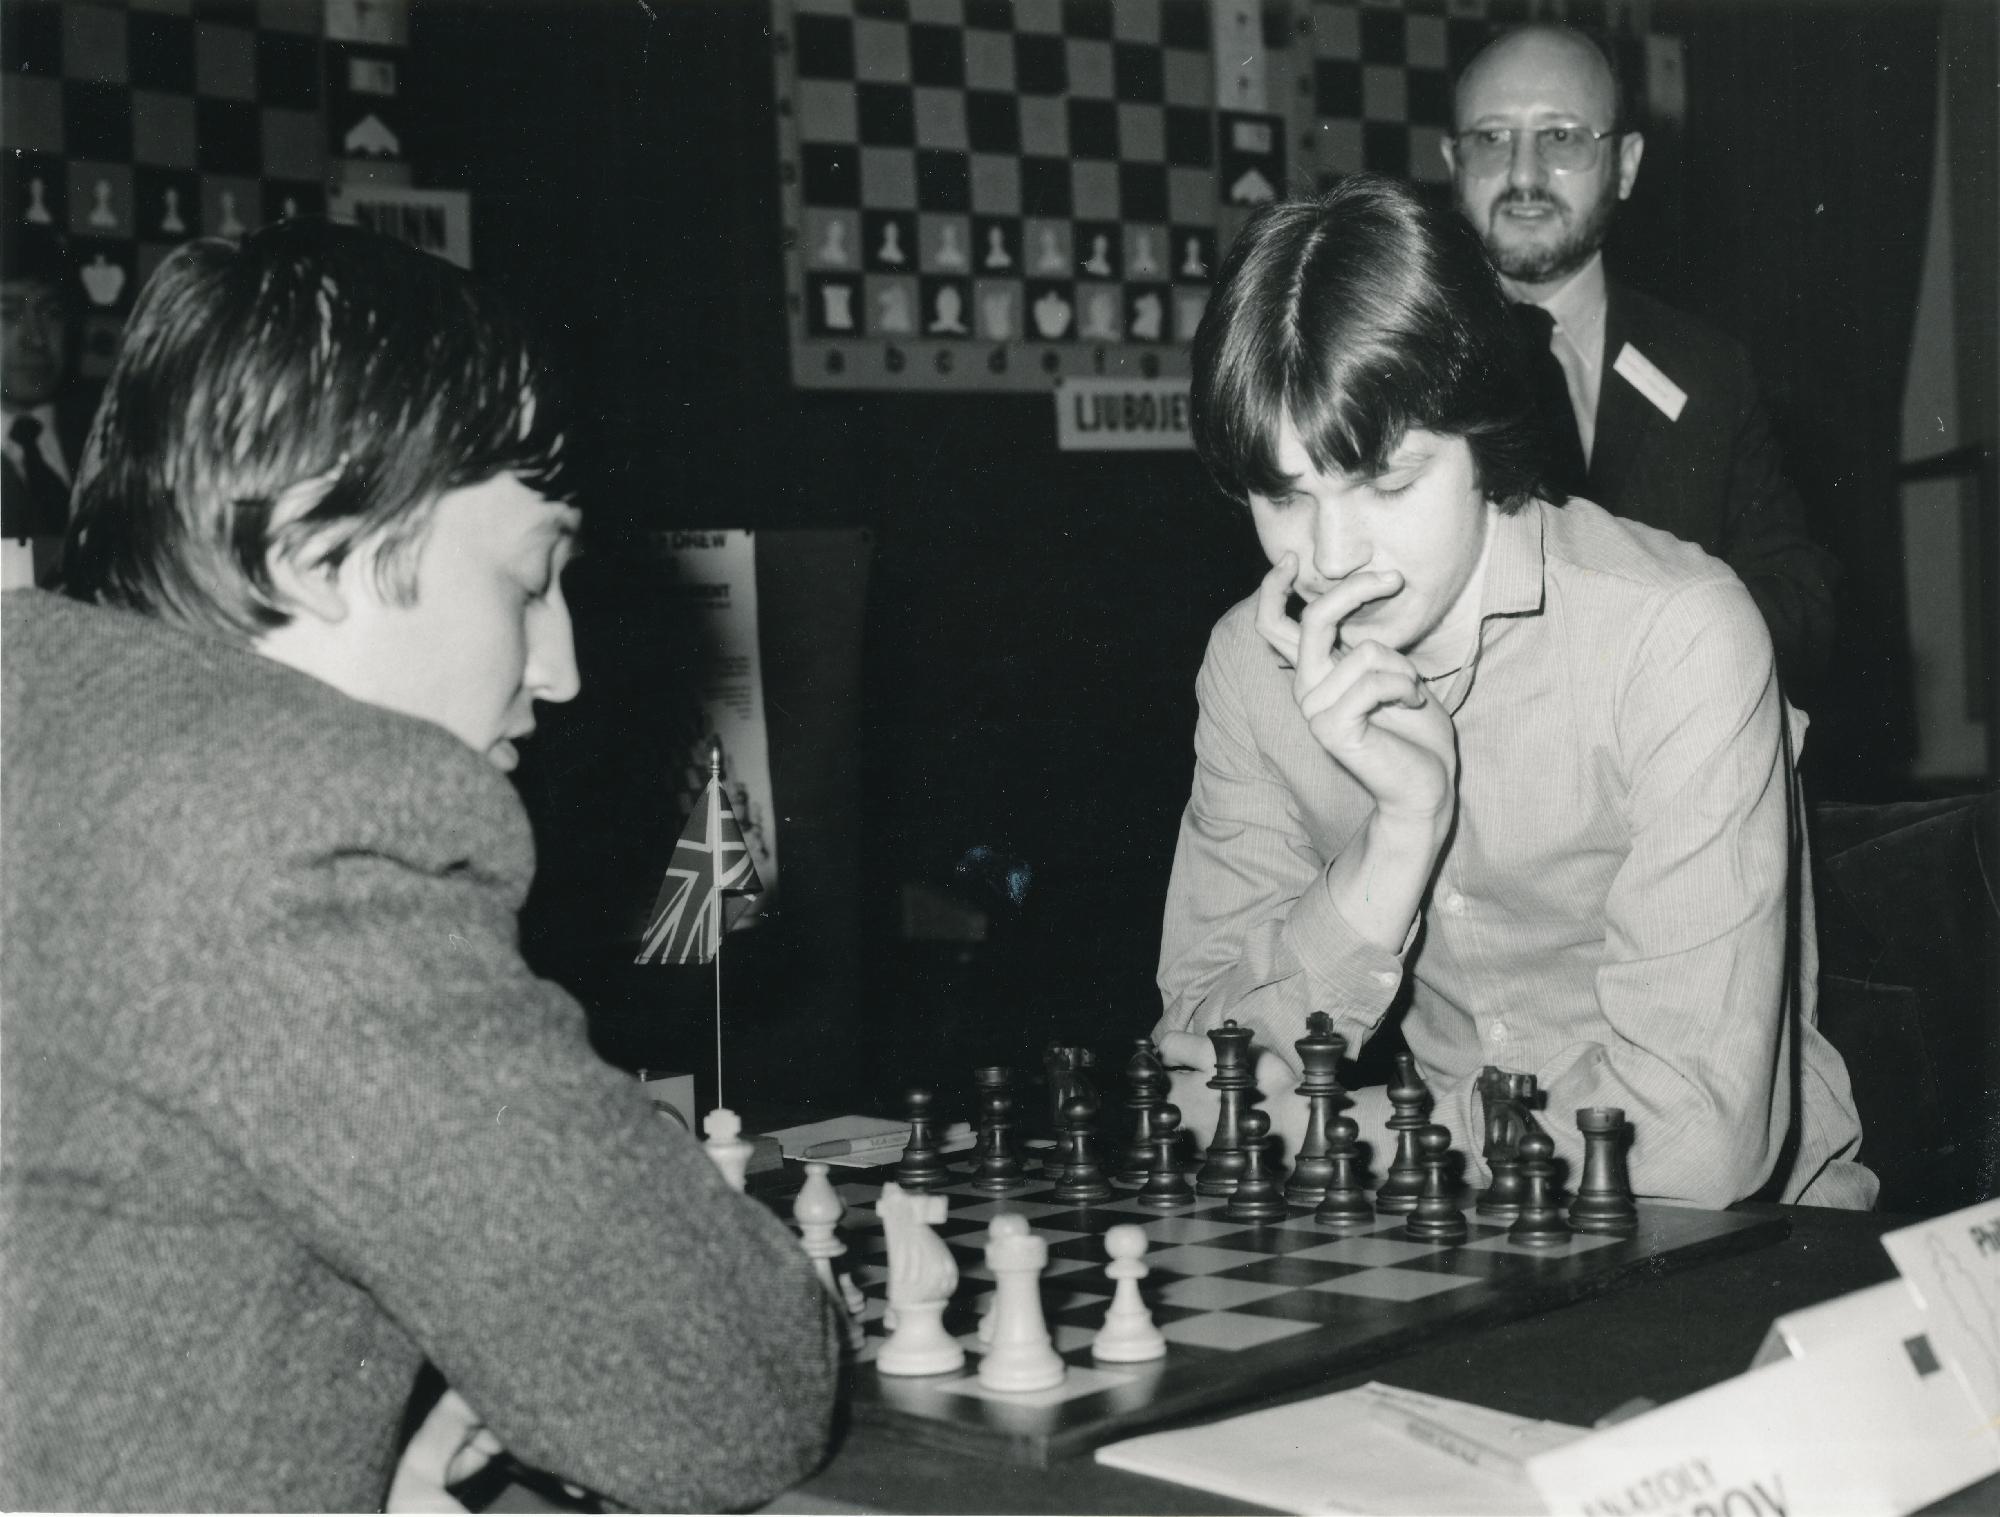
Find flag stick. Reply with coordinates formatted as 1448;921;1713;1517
707;738;725;1112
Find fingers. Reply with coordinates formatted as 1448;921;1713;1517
1295;570;1402;688
1297;641;1426;725
1156;1030;1217;1072
1254;556;1303;667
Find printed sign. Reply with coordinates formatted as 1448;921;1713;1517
1055;378;1196;452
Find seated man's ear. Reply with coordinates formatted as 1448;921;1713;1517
262;538;350;625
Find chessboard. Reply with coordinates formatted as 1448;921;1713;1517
811;1159;1787;1468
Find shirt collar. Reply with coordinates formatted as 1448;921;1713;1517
1482;499;1547;621
1536;253;1608;351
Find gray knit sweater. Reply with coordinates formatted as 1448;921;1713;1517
1;591;838;1512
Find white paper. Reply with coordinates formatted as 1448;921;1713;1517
1881;1197;2000;1434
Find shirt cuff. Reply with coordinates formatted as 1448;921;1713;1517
1279;867;1409;1032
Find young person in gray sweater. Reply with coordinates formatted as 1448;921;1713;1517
1;219;839;1512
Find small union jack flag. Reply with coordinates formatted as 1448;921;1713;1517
634;776;763;966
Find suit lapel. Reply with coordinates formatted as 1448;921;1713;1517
1587;283;1660;510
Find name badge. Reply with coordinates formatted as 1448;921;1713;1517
1613;343;1688;421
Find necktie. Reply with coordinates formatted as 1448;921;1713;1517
1510;303;1589;502
5;414;72;538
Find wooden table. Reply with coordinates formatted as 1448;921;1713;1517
769;1202;2000;1515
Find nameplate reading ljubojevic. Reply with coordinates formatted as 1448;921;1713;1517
1526;1196;2000;1517
1055;378;1195;452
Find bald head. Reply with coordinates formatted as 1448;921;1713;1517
1444;24;1644;299
1454;26;1625;137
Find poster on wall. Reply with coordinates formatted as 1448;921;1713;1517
768;0;1669;393
654;530;781;914
329;185;472;268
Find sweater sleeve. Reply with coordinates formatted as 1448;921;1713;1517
1154;618;1407;1062
173;836;837;1513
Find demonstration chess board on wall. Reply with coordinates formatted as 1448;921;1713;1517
770;0;1668;393
822;1161;1783;1466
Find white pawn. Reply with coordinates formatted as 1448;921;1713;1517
702;1106;753;1192
977;1213;1065;1392
876;1183;964;1377
793;1161;865;1351
1091;1223;1167;1363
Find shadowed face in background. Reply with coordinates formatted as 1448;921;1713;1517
1444;27;1645;296
2;276;68;408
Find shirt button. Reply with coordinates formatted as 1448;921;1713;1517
1443;891;1467;916
1490;1021;1510;1043
1373;970;1399;987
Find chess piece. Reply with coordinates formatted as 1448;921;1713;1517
218;190;246;237
160;188;187;236
1081;290;1118;340
1285;1012;1345;1206
1223;1109;1287;1223
1115;1039;1167;1187
820;283;855;331
977;1214;1064;1391
81;254;125;308
1129;293;1163;341
1507;1130;1572;1248
1082;233;1113;277
25;176;52;225
1091;1224;1166;1363
928;286;967;334
89;178;116;230
1050;1093;1113;1204
1312;1108;1374;1228
979;289;1015;339
1128;230;1158;276
1042;1043;1096;1140
971;1065;1026;1192
793;1162;865;1352
877;285;913;333
1137;1103;1196;1211
701;1106;754;1192
877;219;906;266
1476;1070;1535;1219
895;1088;950;1191
1035;226;1066;272
876;1183;964;1376
815;217;850;266
1032;289;1072;339
1375;1053;1431;1214
934;223;967;270
1403;1124;1469;1244
1569;1107;1639;1236
1195;1021;1254;1197
983;224;1012;269
1181;235;1207;278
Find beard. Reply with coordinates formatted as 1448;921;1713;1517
1482;184;1619;285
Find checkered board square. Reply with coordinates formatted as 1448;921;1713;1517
805;1158;1787;1467
773;0;1223;392
2;0;330;377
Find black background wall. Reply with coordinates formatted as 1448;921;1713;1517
407;0;1953;1118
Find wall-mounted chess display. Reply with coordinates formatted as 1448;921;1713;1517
2;0;416;378
770;0;1663;394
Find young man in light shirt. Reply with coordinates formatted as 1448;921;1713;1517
1153;175;1873;1210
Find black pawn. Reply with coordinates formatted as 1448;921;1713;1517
1313;1110;1374;1227
1508;1129;1572;1248
1225;1109;1288;1223
1569;1106;1639;1236
971;1065;1026;1192
1375;1053;1430;1214
894;1087;949;1191
1137;1102;1196;1210
1403;1124;1468;1243
1195;1020;1254;1197
1051;1093;1114;1204
1285;1012;1346;1206
1115;1039;1168;1188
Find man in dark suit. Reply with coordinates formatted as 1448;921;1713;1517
1444;25;1837;692
2;223;91;588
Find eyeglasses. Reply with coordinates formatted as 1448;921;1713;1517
1451;125;1618;176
